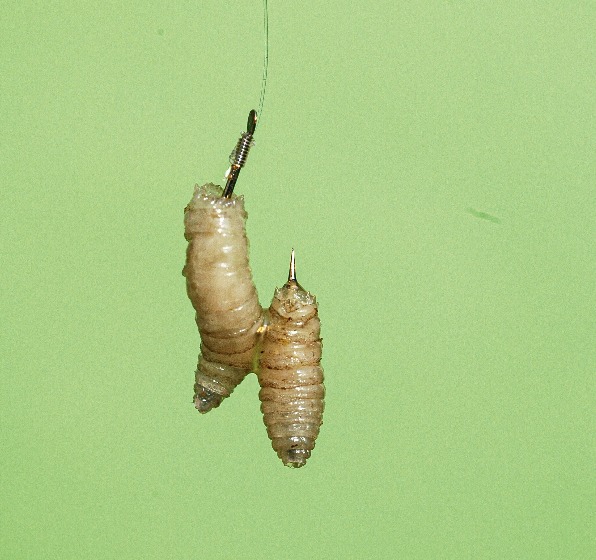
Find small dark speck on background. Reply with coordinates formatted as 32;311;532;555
157;28;164;36
466;207;501;224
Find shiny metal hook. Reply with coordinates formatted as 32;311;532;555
222;110;258;198
288;248;297;282
287;248;304;290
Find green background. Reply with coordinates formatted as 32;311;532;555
1;1;594;558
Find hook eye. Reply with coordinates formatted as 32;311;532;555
247;109;257;135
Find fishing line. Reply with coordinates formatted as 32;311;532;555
257;0;269;122
221;0;269;197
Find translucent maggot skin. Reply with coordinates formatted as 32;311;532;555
257;281;324;468
183;183;264;413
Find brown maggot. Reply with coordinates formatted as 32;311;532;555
257;251;325;468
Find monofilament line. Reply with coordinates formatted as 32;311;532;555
257;0;269;121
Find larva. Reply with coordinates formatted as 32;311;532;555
183;183;264;413
257;251;324;468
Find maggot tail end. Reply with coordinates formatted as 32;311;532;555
280;448;311;468
193;383;225;414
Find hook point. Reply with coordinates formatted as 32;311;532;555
288;249;297;282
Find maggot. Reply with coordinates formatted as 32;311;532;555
257;250;324;467
183;182;264;413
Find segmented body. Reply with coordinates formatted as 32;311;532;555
257;277;324;467
183;183;264;412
